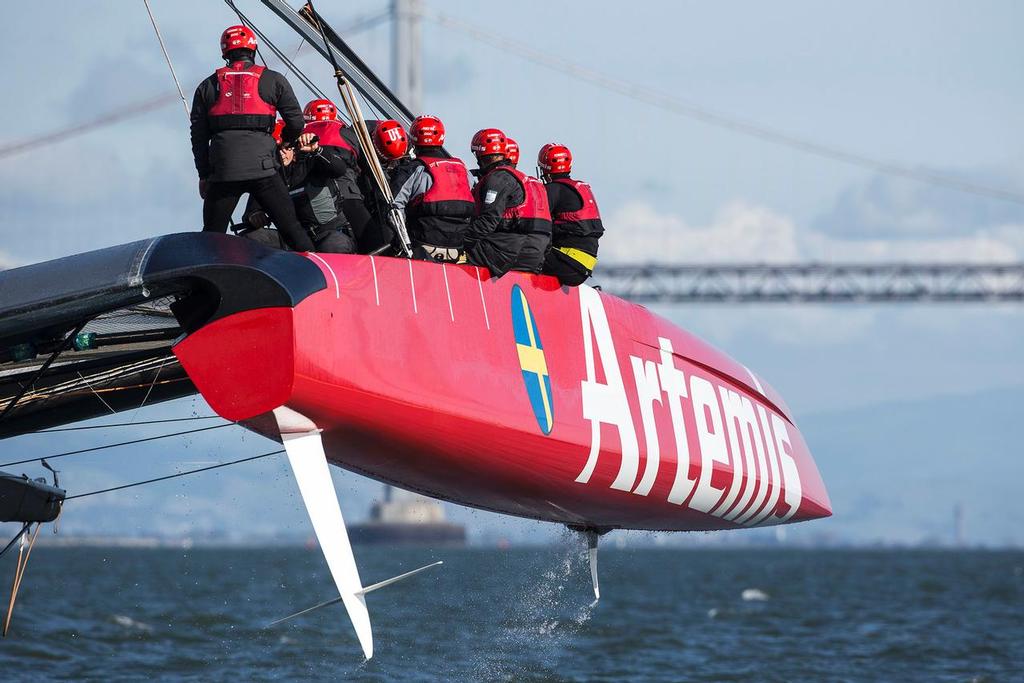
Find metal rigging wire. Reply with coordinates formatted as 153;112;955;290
230;0;391;121
225;0;270;68
142;0;189;118
225;0;392;122
426;11;1024;206
64;448;284;500
225;0;329;102
0;10;385;161
0;423;234;468
292;10;391;59
38;416;223;433
0;525;31;560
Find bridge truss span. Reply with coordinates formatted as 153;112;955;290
595;263;1024;303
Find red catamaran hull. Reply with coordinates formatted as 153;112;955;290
174;253;831;532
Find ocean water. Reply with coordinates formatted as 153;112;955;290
0;545;1020;681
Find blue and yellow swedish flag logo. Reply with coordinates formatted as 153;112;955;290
511;285;553;435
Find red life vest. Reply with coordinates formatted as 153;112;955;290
302;120;356;154
411;156;475;219
208;62;276;132
550;177;605;243
475;165;552;236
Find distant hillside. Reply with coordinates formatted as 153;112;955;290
795;386;1024;546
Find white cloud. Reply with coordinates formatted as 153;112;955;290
602;200;801;263
813;171;1024;240
601;199;1024;264
598;198;1024;354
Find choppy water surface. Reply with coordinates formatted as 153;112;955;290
0;546;1020;681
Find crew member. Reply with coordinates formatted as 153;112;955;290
237;119;286;249
302;99;378;252
387;115;474;262
367;120;414;253
243;123;357;253
289;99;363;252
321;117;396;254
372;119;411;169
190;25;314;251
538;143;605;286
465;128;552;276
505;137;520;167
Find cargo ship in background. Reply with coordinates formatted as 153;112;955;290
349;486;466;546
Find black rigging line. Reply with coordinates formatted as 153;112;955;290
0;322;87;425
225;0;329;103
0;423;234;469
225;0;269;68
64;449;284;500
305;0;386;122
258;27;329;102
0;525;31;560
224;1;388;124
37;416;223;433
310;0;348;91
0;13;382;161
301;10;390;54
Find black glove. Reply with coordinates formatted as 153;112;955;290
247;211;270;230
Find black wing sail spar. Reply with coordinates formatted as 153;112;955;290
260;0;415;126
0;233;325;438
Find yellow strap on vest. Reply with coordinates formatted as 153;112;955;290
556;247;597;271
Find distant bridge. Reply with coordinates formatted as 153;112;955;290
595;263;1024;303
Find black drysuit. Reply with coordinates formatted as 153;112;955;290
347;120;395;254
243;145;359;253
327;125;380;252
190;57;314;251
465;161;549;277
541;175;603;286
389;150;472;251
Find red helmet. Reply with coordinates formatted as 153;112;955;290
220;25;257;57
505;138;520;166
471;128;507;157
303;99;338;123
538;143;572;174
271;119;286;144
410;115;445;147
373;120;409;159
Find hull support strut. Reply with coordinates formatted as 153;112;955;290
272;407;442;660
569;525;611;602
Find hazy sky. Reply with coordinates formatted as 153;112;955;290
0;1;1021;545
